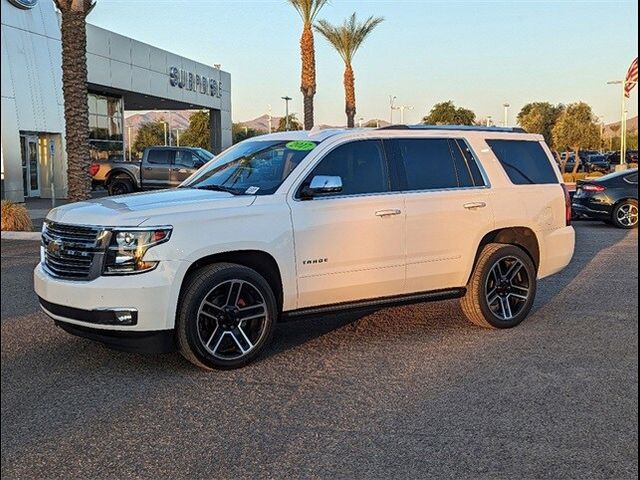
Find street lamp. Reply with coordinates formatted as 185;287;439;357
161;121;168;146
397;105;413;124
486;116;492;127
358;117;364;128
127;125;132;161
267;104;272;133
174;128;182;147
389;95;398;124
607;79;630;166
281;96;292;131
503;103;510;127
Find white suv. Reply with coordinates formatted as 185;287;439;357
34;126;575;369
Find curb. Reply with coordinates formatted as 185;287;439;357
1;231;41;241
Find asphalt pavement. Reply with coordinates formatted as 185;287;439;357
1;222;638;479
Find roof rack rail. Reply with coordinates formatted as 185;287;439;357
378;124;527;133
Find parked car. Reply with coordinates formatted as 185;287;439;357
90;146;214;195
585;154;610;173
605;150;639;166
572;168;638;228
560;150;605;173
35;126;575;369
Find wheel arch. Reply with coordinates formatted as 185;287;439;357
106;168;137;186
467;227;540;284
180;250;284;312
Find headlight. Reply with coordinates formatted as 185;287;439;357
103;227;172;275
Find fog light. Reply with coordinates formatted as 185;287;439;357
112;309;138;325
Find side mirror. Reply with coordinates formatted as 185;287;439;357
301;175;343;198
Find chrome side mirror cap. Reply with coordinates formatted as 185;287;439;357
308;175;343;194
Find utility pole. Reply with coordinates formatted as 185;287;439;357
503;103;510;127
281;96;292;131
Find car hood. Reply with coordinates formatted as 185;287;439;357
46;189;256;227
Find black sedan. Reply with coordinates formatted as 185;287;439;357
572;168;638;228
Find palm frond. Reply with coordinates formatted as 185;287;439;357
287;0;329;23
314;13;384;64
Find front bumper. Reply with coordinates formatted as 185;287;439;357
34;260;186;332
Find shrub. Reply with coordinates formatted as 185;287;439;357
1;201;33;231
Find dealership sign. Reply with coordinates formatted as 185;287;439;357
169;67;222;98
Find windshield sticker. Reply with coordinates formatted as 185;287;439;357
286;141;316;151
245;186;260;195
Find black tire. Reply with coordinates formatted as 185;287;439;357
460;243;537;329
611;199;638;229
107;176;134;196
176;263;277;370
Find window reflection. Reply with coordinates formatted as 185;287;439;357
88;93;125;162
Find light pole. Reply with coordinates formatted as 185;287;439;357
127;125;132;161
267;104;272;134
174;128;182;147
358;117;364;128
398;105;413;124
503;103;510;127
162;121;168;146
281;96;292;131
486;116;492;127
607;79;629;166
389;95;398;124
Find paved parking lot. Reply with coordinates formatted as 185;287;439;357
1;222;638;479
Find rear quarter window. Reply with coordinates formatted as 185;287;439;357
486;139;558;185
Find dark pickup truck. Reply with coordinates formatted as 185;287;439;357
90;146;214;195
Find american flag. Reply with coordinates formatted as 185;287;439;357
624;57;638;98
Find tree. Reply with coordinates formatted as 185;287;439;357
315;13;384;128
180;111;211;150
276;114;303;132
517;102;564;148
232;123;265;144
422;101;476;126
288;0;328;130
552;102;600;174
133;119;167;154
53;0;95;201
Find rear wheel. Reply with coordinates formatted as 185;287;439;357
612;200;638;229
177;263;276;370
460;243;537;329
107;176;134;196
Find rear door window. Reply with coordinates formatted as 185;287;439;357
486;139;558;185
146;149;172;165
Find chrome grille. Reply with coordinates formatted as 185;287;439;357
42;222;104;280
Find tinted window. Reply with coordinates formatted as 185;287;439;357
448;140;476;187
303;140;387;196
453;139;485;186
487;140;558;185
146;149;171;165
399;138;458;190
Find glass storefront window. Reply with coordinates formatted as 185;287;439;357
88;93;124;161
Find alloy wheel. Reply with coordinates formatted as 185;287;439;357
196;279;269;361
484;256;531;321
617;203;638;227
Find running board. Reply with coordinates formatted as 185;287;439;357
283;288;466;319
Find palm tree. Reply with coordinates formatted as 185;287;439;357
53;0;95;201
315;13;383;128
288;0;328;130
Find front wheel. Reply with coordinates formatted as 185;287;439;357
107;176;134;196
176;263;276;370
460;243;537;329
612;200;638;229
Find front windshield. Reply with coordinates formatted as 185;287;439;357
182;140;318;195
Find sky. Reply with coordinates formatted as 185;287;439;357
89;0;639;126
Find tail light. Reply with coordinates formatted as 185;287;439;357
581;183;606;193
561;184;572;226
88;163;100;177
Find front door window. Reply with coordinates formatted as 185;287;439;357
20;135;40;197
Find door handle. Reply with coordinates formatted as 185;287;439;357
375;209;402;217
463;202;487;210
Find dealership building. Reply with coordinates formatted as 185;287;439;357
1;0;232;202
